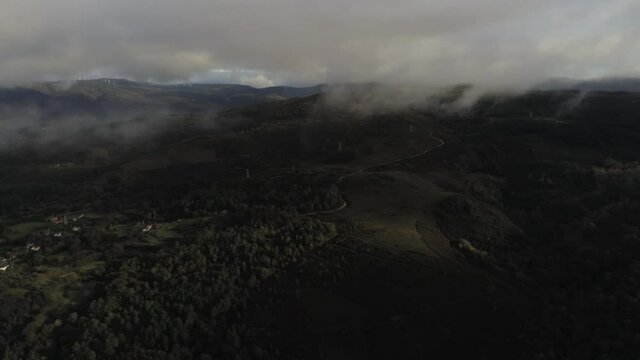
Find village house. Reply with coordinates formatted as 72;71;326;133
49;216;64;225
0;258;9;272
26;243;41;252
142;223;161;232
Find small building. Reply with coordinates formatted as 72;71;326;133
142;223;161;233
0;258;9;271
27;244;41;252
53;232;63;238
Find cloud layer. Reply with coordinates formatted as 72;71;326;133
1;0;639;88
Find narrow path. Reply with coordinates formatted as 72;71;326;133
301;132;445;217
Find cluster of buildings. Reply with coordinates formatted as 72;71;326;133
1;212;164;274
1;213;89;274
49;213;84;225
0;238;44;273
48;213;86;235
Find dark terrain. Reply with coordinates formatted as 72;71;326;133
0;82;639;359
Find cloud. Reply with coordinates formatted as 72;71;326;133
0;104;174;153
0;0;639;87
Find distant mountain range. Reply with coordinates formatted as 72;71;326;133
3;77;640;124
0;79;324;121
535;77;640;92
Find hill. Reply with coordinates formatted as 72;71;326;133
535;77;640;92
1;86;640;359
0;79;323;121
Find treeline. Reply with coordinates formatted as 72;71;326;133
180;180;342;218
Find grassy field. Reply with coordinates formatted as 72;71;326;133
334;170;454;257
5;221;49;241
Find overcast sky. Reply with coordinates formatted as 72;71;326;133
1;0;638;88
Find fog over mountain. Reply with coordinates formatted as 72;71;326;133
4;2;640;359
2;0;639;88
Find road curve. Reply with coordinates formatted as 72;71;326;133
301;132;445;217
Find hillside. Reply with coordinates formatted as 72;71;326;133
0;87;639;359
0;79;323;121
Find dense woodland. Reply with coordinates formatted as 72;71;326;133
434;91;640;359
1;170;340;359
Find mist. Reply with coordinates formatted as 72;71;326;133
0;105;175;156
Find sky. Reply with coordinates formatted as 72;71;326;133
1;0;639;88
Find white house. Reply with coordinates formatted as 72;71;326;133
27;244;41;252
0;258;9;271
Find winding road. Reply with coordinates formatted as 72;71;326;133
302;132;445;217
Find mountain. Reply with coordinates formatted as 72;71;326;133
535;77;640;92
0;79;324;122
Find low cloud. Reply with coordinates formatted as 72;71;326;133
0;0;639;88
0;105;174;155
